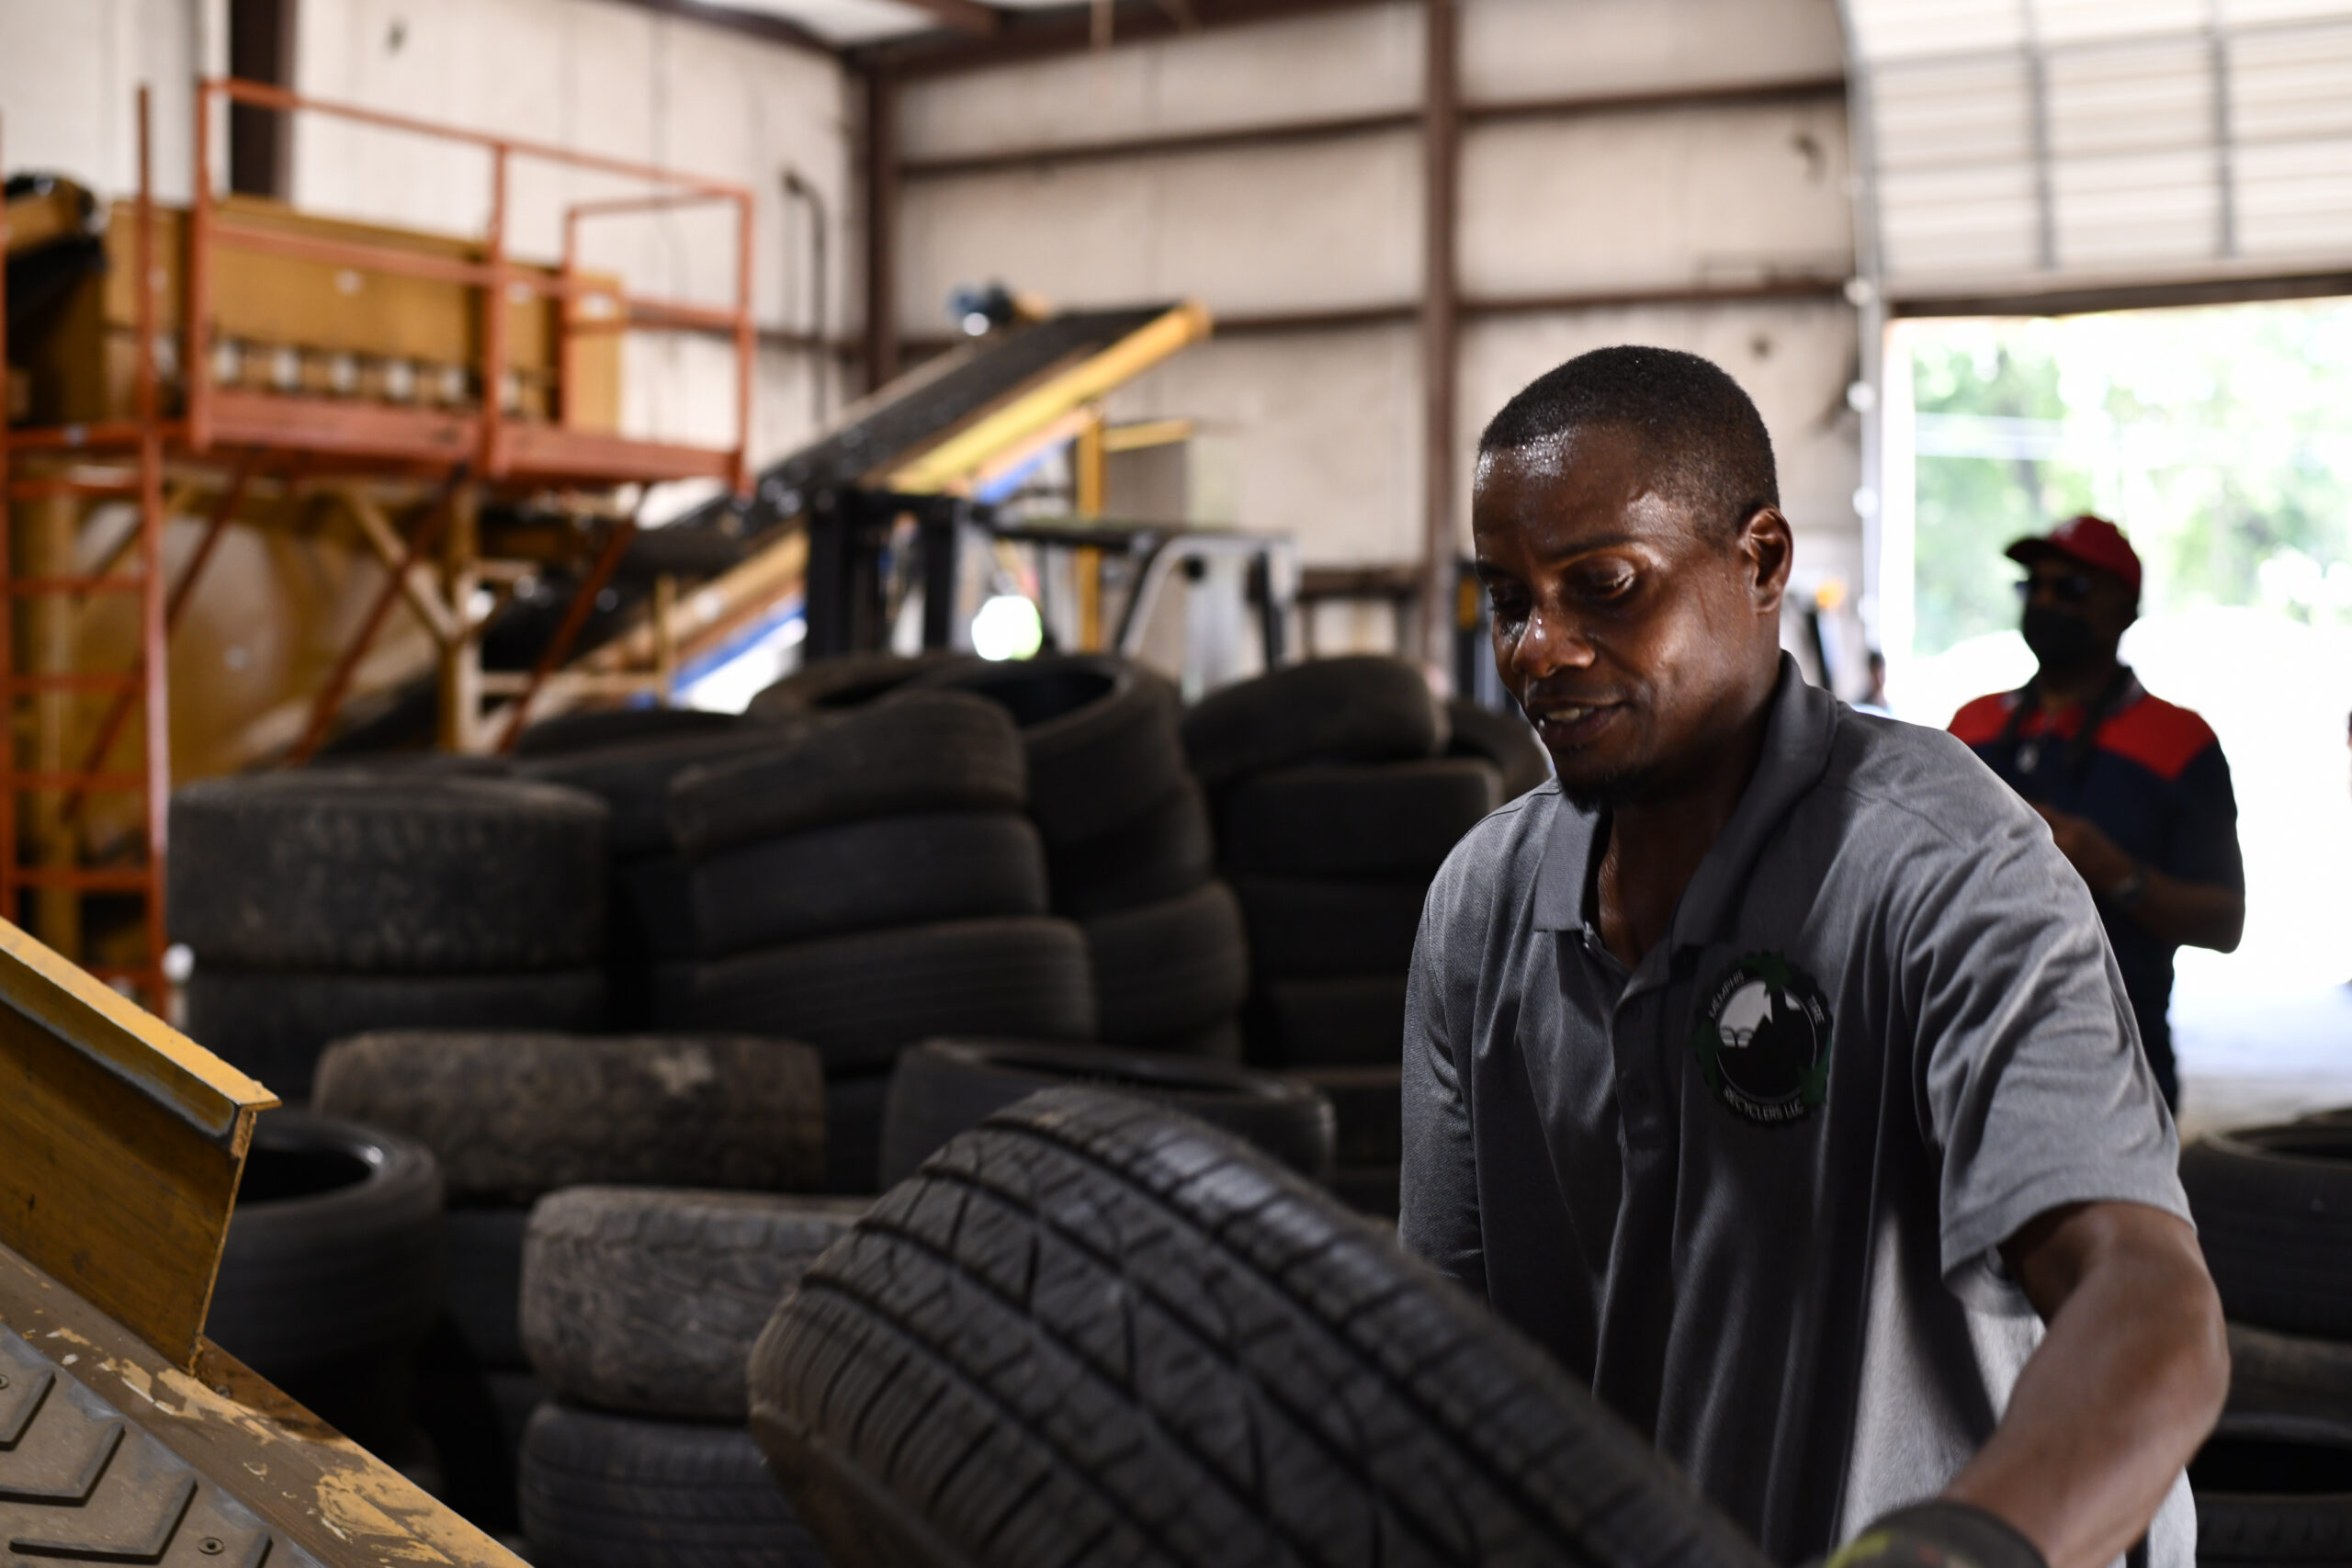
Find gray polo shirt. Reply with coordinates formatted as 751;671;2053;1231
1400;657;2193;1566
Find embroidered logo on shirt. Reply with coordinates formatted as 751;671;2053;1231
1690;952;1832;1126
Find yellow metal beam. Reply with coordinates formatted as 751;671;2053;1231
0;919;276;1367
885;302;1214;494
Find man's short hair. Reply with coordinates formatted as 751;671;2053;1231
1477;345;1780;538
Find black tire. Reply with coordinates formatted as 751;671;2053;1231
311;1031;826;1202
751;1087;1769;1568
649;917;1096;1074
210;1111;446;1374
1293;1065;1402;1169
2182;1125;2352;1337
184;966;607;1104
2227;1321;2352;1429
747;649;981;720
519;727;816;857
1045;776;1214;919
1219;759;1501;877
825;1069;894;1197
912;654;1185;846
1157;1015;1244;1062
1445;698;1552;800
617;811;1047;961
519;1403;823;1568
514;705;738;759
170;773;608;972
1234;875;1430;982
446;1205;532;1369
669;691;1023;859
878;1039;1336;1189
1181;655;1446;791
1081;880;1250;1049
1245;975;1409;1067
2190;1414;2352;1564
520;1187;870;1420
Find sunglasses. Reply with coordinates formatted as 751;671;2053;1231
2014;571;2097;605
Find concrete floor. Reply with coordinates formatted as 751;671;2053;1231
2175;983;2352;1142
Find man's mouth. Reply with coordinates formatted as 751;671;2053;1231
1526;701;1622;744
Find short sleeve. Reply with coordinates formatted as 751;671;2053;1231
1398;851;1487;1298
2161;742;2244;893
1901;804;2190;1313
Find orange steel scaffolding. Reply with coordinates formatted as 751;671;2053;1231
1;79;760;1009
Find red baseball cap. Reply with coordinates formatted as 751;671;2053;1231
2006;513;2142;597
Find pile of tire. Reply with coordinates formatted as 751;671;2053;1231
514;1186;863;1567
1183;658;1545;1216
909;654;1249;1059
311;1029;827;1540
169;773;611;1101
513;708;819;1030
208;1111;446;1490
748;1086;1770;1568
2180;1118;2352;1563
649;688;1097;1191
878;1037;1336;1188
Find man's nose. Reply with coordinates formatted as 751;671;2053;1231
1507;600;1597;682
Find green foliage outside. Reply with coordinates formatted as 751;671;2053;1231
1908;301;2352;656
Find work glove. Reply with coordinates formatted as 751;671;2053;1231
1811;1500;2049;1568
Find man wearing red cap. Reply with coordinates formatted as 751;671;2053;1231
1951;514;2245;1108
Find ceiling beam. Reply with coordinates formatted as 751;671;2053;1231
594;0;836;59
852;0;1393;76
891;0;1006;34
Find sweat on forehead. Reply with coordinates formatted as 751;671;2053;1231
1476;345;1781;536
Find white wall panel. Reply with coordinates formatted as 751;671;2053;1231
899;4;1422;160
1459;100;1851;299
1458;302;1861;581
0;0;219;205
898;132;1421;324
1462;0;1844;101
291;0;853;461
1106;328;1424;568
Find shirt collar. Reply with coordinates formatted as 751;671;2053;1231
1532;653;1840;944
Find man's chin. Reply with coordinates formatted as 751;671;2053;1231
1553;761;1649;814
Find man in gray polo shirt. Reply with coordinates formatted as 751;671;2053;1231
1401;346;2225;1568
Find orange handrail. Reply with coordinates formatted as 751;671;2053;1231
189;76;756;487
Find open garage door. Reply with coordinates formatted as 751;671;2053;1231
1845;0;2352;310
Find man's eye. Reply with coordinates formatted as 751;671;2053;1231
1577;569;1636;601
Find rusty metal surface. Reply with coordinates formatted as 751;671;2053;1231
0;1331;326;1568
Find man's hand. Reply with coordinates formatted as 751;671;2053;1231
1942;1201;2227;1568
2030;804;2133;890
2031;804;2245;953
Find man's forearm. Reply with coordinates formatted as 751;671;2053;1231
2118;867;2243;953
1944;1204;2227;1568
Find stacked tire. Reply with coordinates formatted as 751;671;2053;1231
650;691;1097;1191
516;1186;863;1567
312;1030;827;1538
209;1111;446;1489
170;773;611;1102
1184;658;1510;1217
515;713;817;1030
2181;1119;2352;1563
913;655;1249;1059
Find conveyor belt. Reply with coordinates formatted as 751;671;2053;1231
718;305;1175;536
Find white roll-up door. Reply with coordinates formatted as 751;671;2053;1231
1845;0;2352;299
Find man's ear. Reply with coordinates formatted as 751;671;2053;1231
1740;506;1794;615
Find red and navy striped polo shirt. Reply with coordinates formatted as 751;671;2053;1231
1951;674;2243;1075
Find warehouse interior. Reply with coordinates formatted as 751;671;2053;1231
1;0;2350;1562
